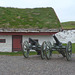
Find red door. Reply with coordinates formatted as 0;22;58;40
12;35;22;51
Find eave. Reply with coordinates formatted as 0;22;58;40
0;32;57;35
0;28;60;32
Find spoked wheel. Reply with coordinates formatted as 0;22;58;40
46;41;52;60
22;41;30;58
66;41;72;61
41;41;47;59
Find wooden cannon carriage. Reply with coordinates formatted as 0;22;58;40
22;38;41;58
22;35;72;61
41;35;72;61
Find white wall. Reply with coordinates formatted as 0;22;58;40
56;30;75;43
0;35;53;52
0;35;12;52
23;35;53;45
0;30;74;52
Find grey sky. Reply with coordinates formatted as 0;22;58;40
0;0;75;22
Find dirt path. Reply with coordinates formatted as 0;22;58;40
0;54;75;75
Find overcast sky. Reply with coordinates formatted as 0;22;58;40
0;0;75;22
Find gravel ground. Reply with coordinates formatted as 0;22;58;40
0;54;75;75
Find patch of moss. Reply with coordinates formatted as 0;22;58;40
0;7;61;29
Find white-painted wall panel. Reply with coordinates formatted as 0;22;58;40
0;35;54;52
23;35;53;45
0;35;12;52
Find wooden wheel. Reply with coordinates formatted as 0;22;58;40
41;41;47;59
46;41;52;60
22;41;30;58
66;41;72;61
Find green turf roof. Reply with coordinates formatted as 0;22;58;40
0;7;61;29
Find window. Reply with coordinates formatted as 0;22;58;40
0;39;6;43
29;38;38;45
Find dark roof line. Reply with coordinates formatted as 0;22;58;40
0;28;60;32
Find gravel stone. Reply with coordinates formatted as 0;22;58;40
0;54;75;75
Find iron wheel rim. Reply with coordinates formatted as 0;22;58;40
66;41;72;61
22;41;29;58
46;41;52;59
41;41;47;59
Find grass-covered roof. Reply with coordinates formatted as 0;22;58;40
0;7;61;29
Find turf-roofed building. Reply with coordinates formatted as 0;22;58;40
0;7;62;52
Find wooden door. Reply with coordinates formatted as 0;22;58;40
12;35;22;51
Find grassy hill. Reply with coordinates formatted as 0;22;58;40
0;7;61;29
61;21;75;29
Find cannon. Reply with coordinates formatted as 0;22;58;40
22;38;41;58
22;38;51;58
41;35;72;61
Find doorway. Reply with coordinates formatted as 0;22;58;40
12;35;22;51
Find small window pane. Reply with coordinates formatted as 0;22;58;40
0;39;6;43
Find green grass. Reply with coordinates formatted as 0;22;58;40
72;43;75;53
0;51;37;56
61;21;75;29
0;7;61;29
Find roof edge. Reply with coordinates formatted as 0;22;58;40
0;28;60;32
